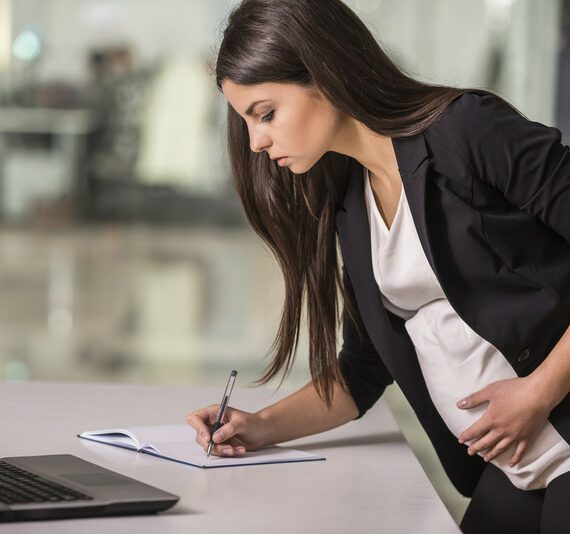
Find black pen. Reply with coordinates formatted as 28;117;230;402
207;370;238;457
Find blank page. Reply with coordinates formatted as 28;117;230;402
82;423;325;468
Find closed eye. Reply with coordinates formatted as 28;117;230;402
260;110;274;124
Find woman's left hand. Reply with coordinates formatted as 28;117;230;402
456;376;553;466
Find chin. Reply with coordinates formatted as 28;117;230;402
289;163;307;175
293;158;319;175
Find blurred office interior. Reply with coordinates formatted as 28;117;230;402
0;0;568;524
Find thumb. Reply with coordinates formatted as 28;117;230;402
212;407;241;443
457;389;486;409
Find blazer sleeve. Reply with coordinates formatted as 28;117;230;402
437;92;570;244
338;266;394;420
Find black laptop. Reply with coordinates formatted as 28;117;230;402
0;454;179;522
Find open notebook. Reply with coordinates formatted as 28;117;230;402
77;424;325;468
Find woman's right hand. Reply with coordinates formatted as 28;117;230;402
186;404;269;457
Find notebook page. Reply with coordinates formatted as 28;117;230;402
78;429;140;450
147;440;325;468
116;423;325;467
123;424;195;449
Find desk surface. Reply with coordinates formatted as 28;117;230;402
0;381;460;533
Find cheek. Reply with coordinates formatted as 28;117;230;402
286;111;334;156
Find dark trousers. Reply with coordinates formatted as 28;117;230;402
460;463;570;534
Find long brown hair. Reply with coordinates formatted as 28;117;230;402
215;0;519;407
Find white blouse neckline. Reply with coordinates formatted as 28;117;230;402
364;167;404;234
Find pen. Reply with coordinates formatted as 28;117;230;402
207;369;238;458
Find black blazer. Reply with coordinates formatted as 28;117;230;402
335;92;570;497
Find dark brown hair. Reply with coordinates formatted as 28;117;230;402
215;0;517;408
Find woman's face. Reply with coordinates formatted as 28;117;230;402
221;80;346;174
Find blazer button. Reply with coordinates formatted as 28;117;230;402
516;348;530;362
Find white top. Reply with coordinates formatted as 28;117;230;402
364;167;570;490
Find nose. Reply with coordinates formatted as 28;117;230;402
249;128;271;154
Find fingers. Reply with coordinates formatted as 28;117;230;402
463;431;520;466
208;407;242;444
483;436;512;463
215;445;246;456
186;405;246;457
462;430;527;467
211;421;236;443
465;430;499;456
458;421;491;445
457;387;489;410
186;405;219;437
508;440;526;467
195;431;246;456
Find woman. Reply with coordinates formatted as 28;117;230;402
186;0;570;531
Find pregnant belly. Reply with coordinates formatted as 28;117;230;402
404;299;517;438
404;299;570;490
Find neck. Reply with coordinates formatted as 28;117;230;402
330;117;399;186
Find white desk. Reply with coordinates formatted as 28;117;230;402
0;381;460;533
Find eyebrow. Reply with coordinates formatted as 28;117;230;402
244;99;271;116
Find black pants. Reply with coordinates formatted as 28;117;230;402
460;463;570;534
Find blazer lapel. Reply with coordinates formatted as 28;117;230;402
393;133;444;279
335;132;436;377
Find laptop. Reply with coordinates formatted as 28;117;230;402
0;454;179;523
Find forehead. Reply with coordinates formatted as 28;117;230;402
221;80;309;114
222;80;286;100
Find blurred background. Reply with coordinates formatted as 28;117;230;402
0;0;568;523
